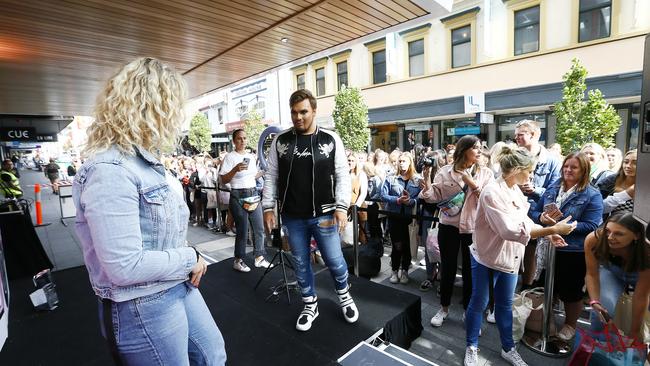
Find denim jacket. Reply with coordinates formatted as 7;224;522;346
380;175;422;215
531;183;603;252
73;146;196;302
525;146;561;216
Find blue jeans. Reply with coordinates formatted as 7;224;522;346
466;254;518;351
282;214;349;298
229;188;266;259
590;263;638;332
99;282;226;365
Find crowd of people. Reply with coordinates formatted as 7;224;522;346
70;56;647;366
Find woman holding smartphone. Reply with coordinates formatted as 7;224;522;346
220;129;270;272
531;152;603;341
420;135;493;328
380;152;421;284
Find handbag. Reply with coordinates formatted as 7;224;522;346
613;291;650;343
206;190;218;209
568;323;647;366
437;185;468;217
426;223;440;263
512;287;543;343
238;195;260;213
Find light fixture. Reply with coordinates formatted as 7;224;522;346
280;37;289;43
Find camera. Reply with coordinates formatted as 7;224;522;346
419;156;435;167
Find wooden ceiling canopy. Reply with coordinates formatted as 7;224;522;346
0;0;429;116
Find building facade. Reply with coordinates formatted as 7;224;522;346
285;0;650;153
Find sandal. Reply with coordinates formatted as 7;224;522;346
419;279;434;292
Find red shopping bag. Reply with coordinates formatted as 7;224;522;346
568;323;647;366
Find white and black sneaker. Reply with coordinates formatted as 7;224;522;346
464;346;479;366
296;296;319;331
336;286;359;323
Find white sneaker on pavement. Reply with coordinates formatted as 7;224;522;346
399;269;409;284
233;259;250;273
254;257;272;268
501;347;528;366
430;308;448;327
464;346;478;366
486;309;496;324
389;271;399;284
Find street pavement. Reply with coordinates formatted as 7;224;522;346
17;168;567;366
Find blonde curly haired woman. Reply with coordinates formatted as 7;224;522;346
73;58;226;365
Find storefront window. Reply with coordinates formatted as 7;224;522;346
497;113;547;145
403;124;432;152
441;119;487;146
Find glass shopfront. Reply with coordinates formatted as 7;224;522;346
371;124;398;152
403;123;433;151
497;113;547;145
441;118;488;146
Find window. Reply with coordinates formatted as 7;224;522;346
579;0;611;43
408;39;425;77
217;107;224;124
296;73;305;90
336;61;348;91
514;6;540;55
497;113;547;145
451;26;471;68
372;50;386;84
315;68;325;96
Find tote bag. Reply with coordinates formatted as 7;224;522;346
512;287;543;343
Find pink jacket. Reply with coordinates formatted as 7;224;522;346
470;178;542;273
419;164;493;234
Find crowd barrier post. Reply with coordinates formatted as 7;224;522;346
523;241;568;356
34;183;43;226
351;204;359;277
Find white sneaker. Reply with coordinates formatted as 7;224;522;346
336;286;359;323
464;346;478;366
254;257;272;268
430;309;448;327
389;271;399;284
486;309;496;324
225;230;236;237
233;259;250;273
399;269;409;284
296;296;319;331
501;347;528;366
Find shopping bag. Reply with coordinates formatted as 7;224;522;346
426;227;440;263
568;323;647;366
612;292;650;343
512;288;543;343
341;218;354;245
524;287;556;335
206;190;218;209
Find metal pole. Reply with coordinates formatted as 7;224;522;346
351;205;359;277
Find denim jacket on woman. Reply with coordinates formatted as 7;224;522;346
380;174;422;216
73;146;197;302
531;182;603;252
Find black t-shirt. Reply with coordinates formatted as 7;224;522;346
283;134;314;218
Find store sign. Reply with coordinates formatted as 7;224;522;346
464;93;485;114
447;126;481;136
0;127;37;141
36;134;58;142
231;79;266;99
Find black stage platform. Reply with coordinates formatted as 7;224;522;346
0;258;422;365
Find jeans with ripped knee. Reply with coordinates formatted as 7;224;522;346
282;214;349;298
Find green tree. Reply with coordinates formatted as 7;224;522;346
332;86;370;152
188;113;211;153
243;108;266;150
554;58;621;153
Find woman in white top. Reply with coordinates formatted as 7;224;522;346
220;129;270;272
464;146;575;366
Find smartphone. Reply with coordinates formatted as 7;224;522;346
543;202;558;213
242;157;250;167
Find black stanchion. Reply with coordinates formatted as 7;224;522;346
351;205;359;277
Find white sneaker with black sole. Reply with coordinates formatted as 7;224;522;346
501;347;528;366
336;286;359;323
296;296;319;331
233;259;250;273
